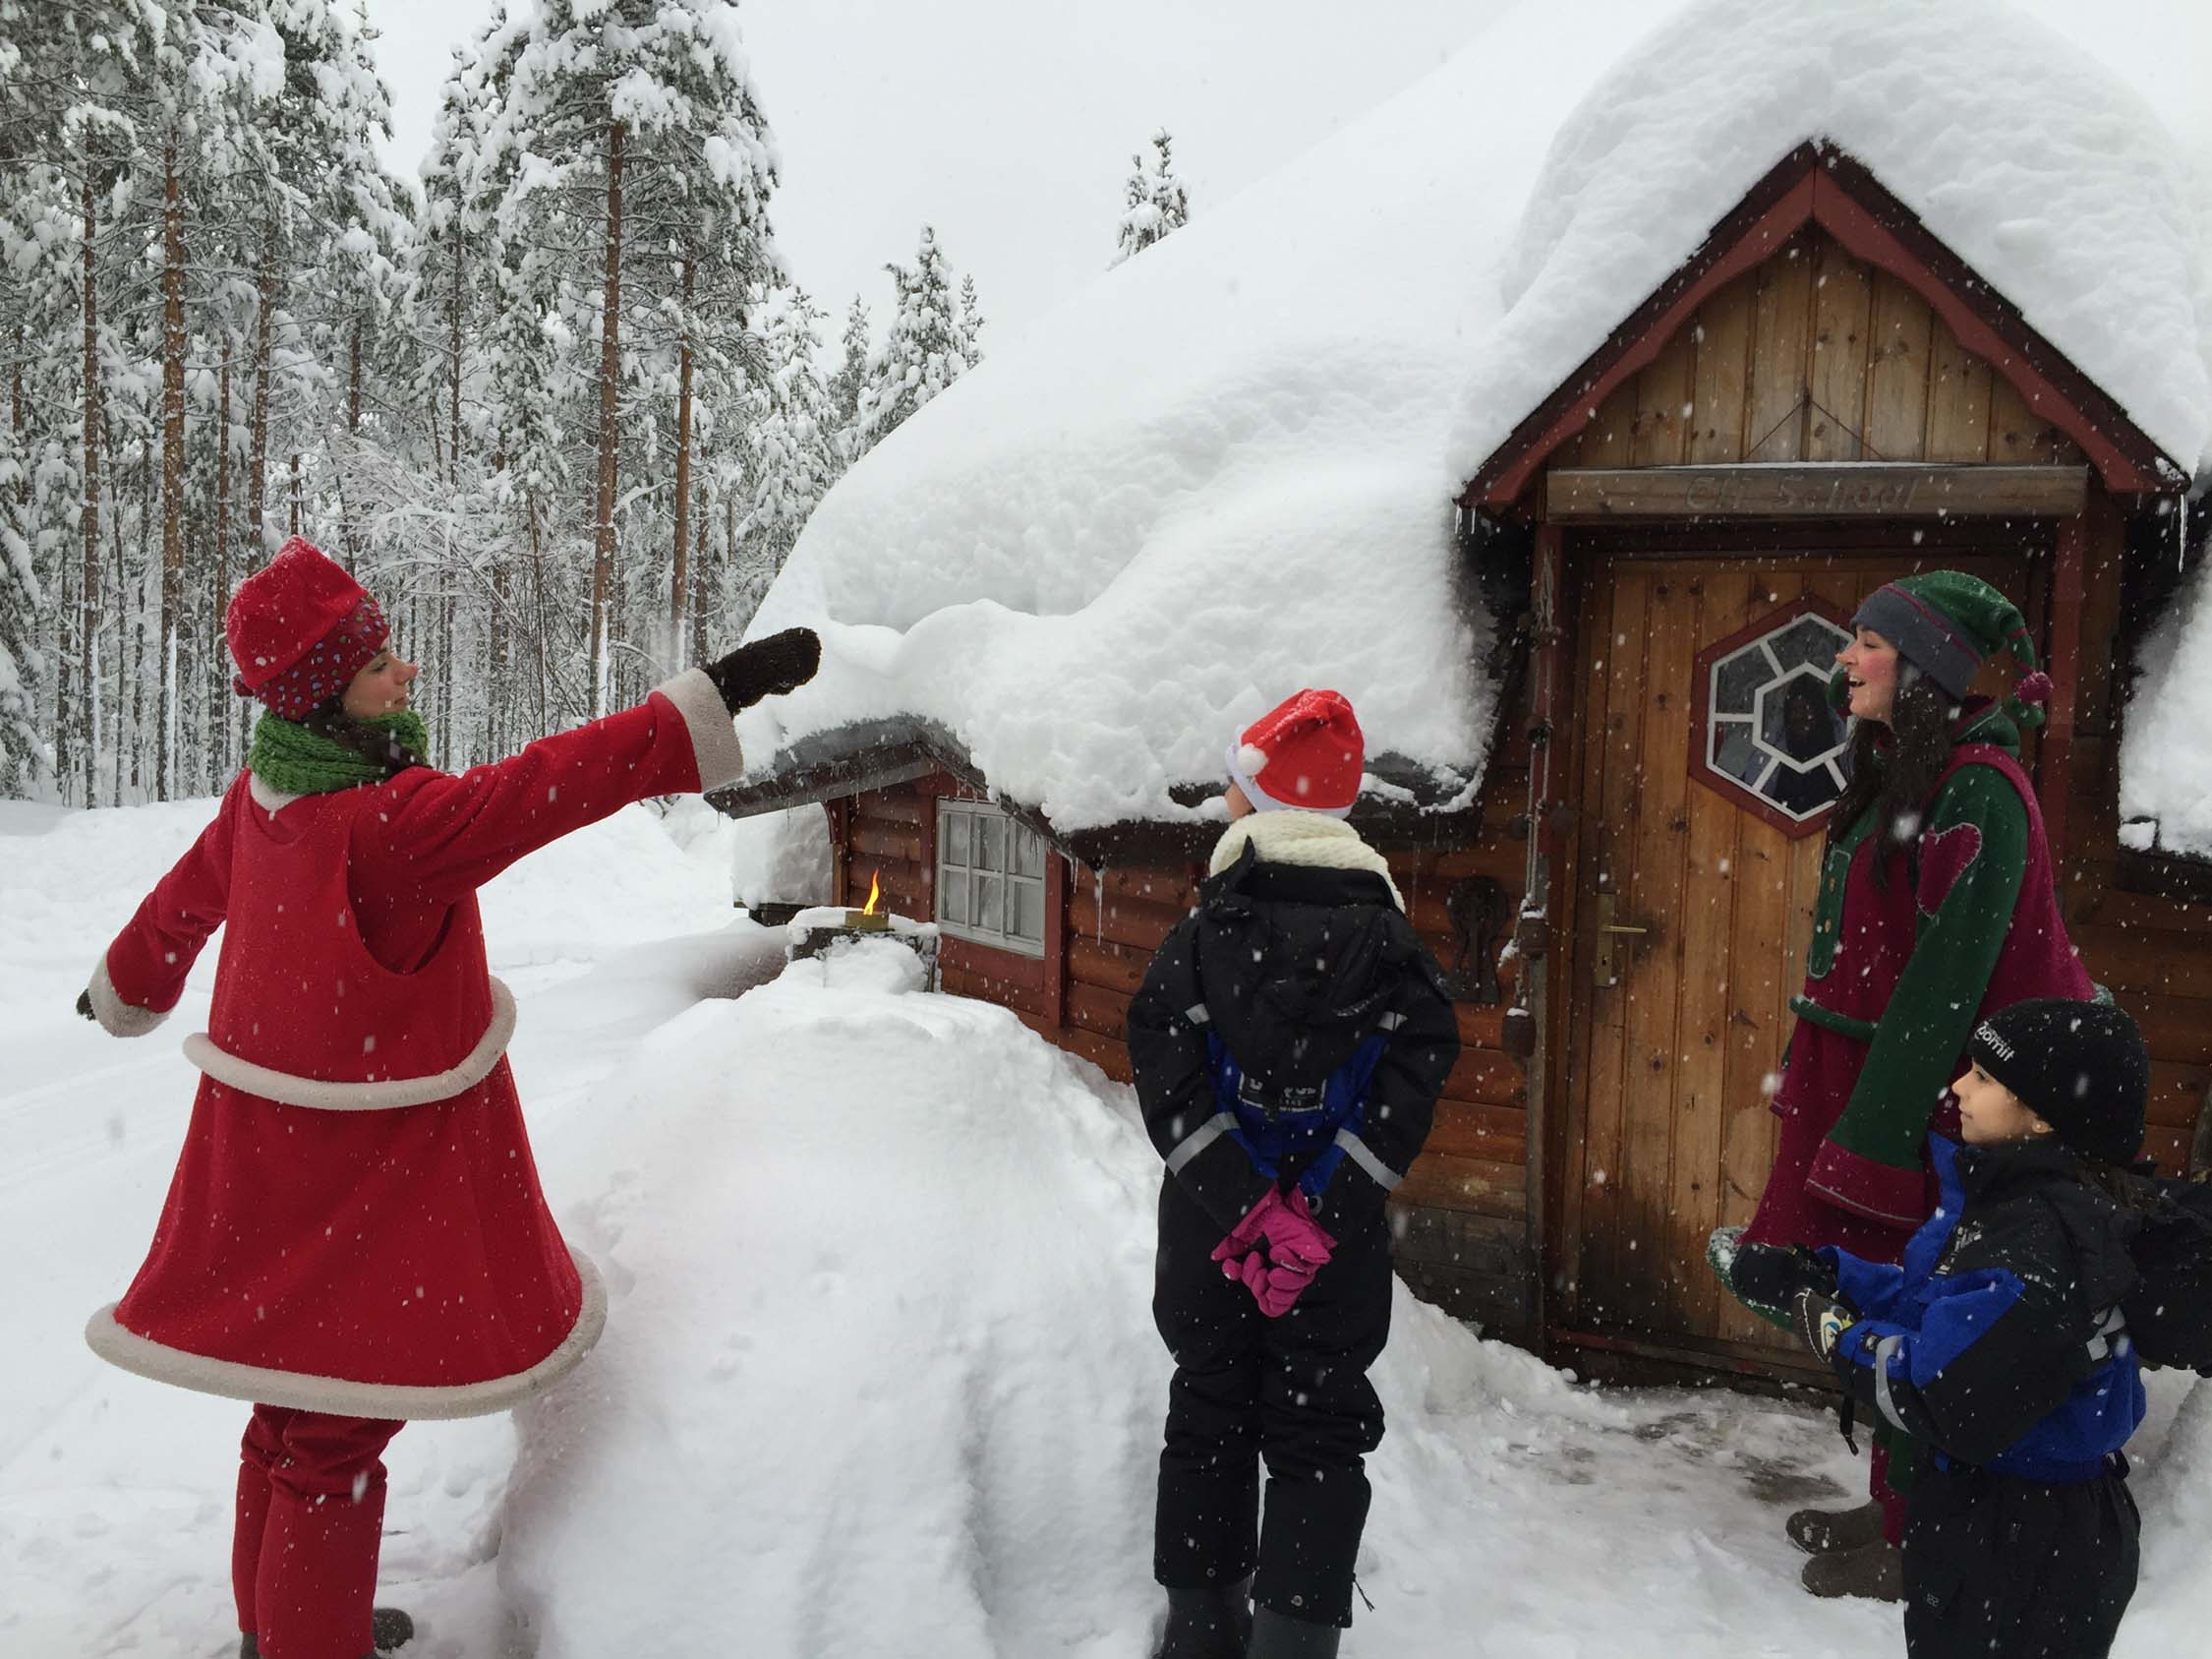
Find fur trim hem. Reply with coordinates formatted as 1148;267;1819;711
181;978;518;1110
1224;740;1356;819
85;1249;608;1420
656;667;746;792
87;954;169;1038
1208;813;1404;911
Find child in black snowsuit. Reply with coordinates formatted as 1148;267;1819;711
1735;997;2152;1659
1128;689;1459;1659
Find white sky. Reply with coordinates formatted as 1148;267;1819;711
364;0;1512;351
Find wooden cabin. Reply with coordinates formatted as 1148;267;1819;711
714;140;2212;1386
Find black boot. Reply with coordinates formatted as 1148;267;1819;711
1247;1606;1341;1658
1785;1497;1886;1556
1800;1538;1902;1601
1156;1575;1253;1659
370;1606;415;1654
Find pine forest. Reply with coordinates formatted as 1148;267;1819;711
0;0;991;802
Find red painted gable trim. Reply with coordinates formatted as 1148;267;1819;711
1463;144;2176;510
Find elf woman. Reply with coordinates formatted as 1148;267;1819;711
76;537;818;1659
1715;570;2097;1601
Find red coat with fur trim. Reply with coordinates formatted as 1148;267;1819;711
84;673;742;1419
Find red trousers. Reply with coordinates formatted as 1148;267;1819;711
232;1404;404;1659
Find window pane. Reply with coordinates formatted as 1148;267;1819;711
1011;879;1044;943
1013;827;1045;878
1769;616;1847;673
1712;719;1761;784
939;869;967;925
977;814;1005;871
1760;671;1845;766
1714;649;1766;717
1762;760;1843;819
944;808;971;866
973;875;1003;932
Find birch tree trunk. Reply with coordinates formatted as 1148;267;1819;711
157;134;188;800
79;167;101;807
248;224;274;561
669;247;694;657
589;117;626;718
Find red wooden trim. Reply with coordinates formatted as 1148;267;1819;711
1465;144;2176;510
1807;184;2156;493
1477;174;1816;510
2042;513;2088;864
1685;595;1854;841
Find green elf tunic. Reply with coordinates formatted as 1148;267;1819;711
1743;700;2095;1260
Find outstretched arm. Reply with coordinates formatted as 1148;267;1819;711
356;632;818;904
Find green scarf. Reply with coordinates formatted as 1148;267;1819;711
249;709;430;798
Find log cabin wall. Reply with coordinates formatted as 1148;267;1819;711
2059;515;2212;1179
821;714;1545;1336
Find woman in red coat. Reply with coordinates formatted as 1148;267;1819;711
78;538;817;1659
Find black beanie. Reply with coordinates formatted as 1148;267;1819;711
1965;998;2148;1166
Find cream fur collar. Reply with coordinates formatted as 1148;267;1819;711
1207;811;1404;911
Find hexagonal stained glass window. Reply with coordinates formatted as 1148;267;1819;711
1696;609;1854;830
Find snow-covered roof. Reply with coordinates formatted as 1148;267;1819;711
739;0;2212;836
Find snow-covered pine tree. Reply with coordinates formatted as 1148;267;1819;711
957;272;985;370
1111;127;1190;267
856;223;962;448
738;285;836;576
488;0;780;715
826;293;869;461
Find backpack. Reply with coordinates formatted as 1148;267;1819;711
2121;1175;2212;1375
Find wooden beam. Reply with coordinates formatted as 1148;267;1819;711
2042;511;2089;867
1546;463;2087;521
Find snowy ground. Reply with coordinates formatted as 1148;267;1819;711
2;795;2204;1658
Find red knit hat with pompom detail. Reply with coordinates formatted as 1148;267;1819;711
226;537;388;719
1226;688;1365;817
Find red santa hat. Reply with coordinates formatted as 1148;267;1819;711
226;536;389;720
1226;688;1365;817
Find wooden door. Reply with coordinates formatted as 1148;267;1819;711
1554;550;2034;1369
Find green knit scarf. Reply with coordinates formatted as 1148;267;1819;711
249;709;430;798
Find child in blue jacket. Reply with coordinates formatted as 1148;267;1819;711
1733;997;2151;1659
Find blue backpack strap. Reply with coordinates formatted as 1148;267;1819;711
1295;1032;1390;1201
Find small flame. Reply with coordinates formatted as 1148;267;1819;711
862;871;881;917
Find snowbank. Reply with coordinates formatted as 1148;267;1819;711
5;797;2210;1655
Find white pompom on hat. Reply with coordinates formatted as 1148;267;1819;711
1225;688;1365;817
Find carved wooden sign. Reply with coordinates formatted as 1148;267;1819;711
1546;463;2089;520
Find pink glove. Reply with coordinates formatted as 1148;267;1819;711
1210;1189;1338;1319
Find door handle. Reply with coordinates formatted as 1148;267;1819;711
1592;892;1649;986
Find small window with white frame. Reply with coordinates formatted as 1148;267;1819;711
936;799;1048;956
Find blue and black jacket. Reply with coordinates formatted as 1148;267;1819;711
1823;1135;2147;1482
1128;835;1459;1235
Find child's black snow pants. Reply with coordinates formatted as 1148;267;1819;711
1902;1452;2139;1659
1151;1174;1390;1629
